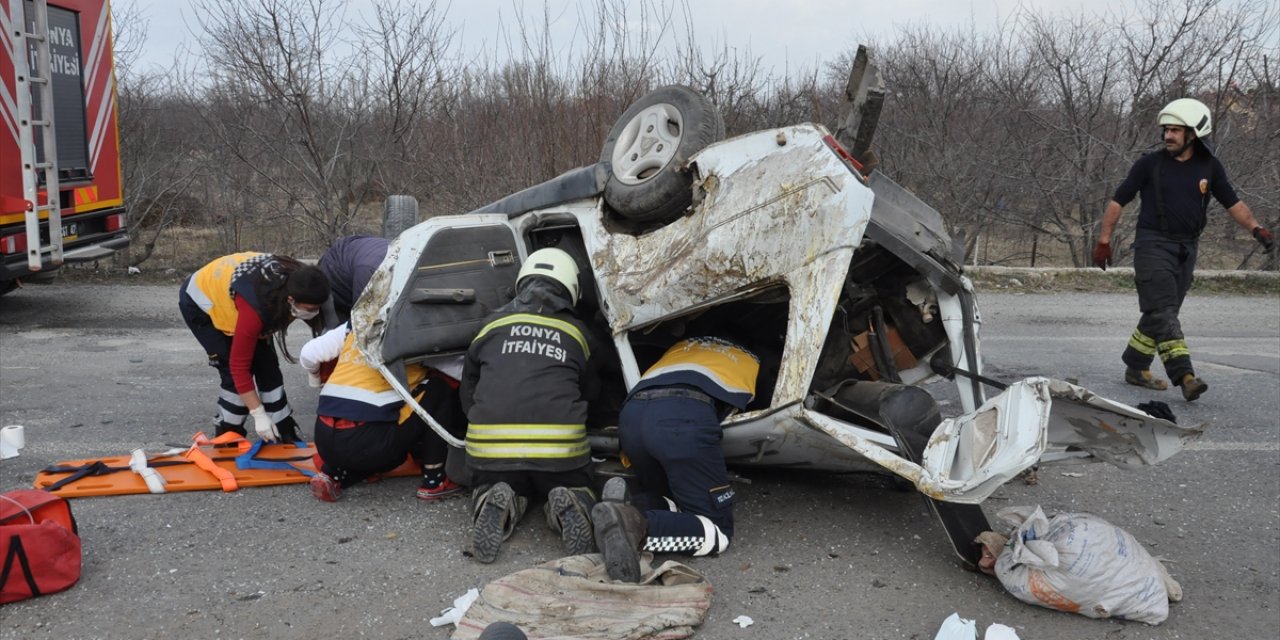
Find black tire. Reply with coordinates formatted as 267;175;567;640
382;195;419;238
0;280;16;297
599;85;724;224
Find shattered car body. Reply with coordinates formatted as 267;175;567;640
351;90;1203;518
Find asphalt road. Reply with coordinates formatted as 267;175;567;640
1;284;1277;639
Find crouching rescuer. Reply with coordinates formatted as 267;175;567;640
179;252;330;442
461;248;600;563
300;322;467;502
594;336;760;582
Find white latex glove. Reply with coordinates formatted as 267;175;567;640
250;406;280;442
307;371;323;388
429;588;479;627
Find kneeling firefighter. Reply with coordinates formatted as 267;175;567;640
460;248;601;563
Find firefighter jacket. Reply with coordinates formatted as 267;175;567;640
631;337;760;410
461;310;593;472
300;324;428;424
1112;148;1240;241
183;252;272;335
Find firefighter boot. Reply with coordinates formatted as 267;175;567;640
591;501;648;583
470;483;526;563
601;476;631;504
1178;374;1208;402
545;486;597;555
1124;368;1169;391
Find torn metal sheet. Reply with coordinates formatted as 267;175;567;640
1040;378;1205;468
800;377;1202;504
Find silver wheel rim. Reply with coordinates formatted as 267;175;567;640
610;102;683;186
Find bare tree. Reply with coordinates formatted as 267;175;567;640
113;0;204;265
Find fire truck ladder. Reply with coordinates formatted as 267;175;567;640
11;0;63;271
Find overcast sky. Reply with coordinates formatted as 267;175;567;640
117;0;1239;75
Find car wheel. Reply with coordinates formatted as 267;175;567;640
0;280;16;297
382;195;420;238
599;85;724;224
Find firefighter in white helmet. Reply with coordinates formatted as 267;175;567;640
1094;98;1273;401
460;247;601;563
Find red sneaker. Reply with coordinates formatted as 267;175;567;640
417;478;464;501
310;472;342;502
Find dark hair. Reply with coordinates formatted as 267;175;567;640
288;266;330;305
254;256;330;362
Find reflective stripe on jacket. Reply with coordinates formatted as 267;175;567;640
184;252;266;335
632;337;760;410
462;311;593;472
319;330;426;423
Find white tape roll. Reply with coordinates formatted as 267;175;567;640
0;425;25;460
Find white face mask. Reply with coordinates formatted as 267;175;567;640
290;303;319;321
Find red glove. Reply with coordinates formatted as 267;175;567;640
1092;242;1111;270
1253;226;1275;252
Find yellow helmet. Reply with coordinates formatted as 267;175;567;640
1157;98;1212;138
517;248;581;305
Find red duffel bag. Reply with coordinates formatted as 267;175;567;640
1;489;82;604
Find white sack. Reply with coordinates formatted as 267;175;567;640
993;506;1182;625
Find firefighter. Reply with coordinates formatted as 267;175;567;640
317;235;390;330
179;252;329;442
1094;98;1274;401
299;322;466;502
460;247;599;563
592;336;760;582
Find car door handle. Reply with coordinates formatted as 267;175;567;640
409;288;476;304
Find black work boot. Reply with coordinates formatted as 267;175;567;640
601;476;631;504
591;501;648;583
275;417;303;444
546;486;597;555
471;482;525;563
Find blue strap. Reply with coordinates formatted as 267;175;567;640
234;440;317;478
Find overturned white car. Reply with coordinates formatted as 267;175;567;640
351;85;1202;564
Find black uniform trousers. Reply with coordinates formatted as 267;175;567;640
179;285;291;434
1122;232;1198;382
313;376;465;487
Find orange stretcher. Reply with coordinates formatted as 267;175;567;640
34;432;420;498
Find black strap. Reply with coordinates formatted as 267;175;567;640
1;535;42;597
941;364;1009;391
1151;155;1168;236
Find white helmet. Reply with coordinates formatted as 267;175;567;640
1157;98;1212;138
517;248;581;305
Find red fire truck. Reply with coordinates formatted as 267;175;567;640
1;0;127;295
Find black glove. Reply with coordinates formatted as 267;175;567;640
1253;226;1275;252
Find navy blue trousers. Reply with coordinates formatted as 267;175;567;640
619;394;733;555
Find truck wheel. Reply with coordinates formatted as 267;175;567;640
600;85;723;224
0;280;16;297
382;195;420;238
